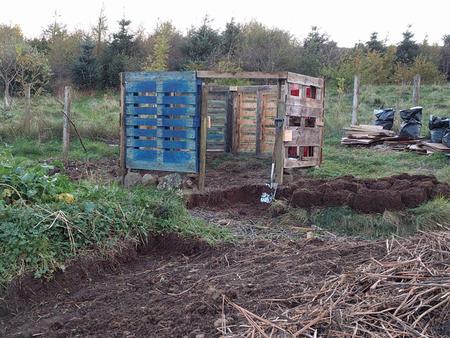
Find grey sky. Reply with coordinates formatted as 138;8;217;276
1;0;447;47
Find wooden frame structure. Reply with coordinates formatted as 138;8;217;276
119;71;324;189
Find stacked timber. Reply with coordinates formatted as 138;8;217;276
341;125;395;145
411;141;450;154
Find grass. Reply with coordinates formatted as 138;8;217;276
4;137;118;162
273;197;450;239
0;151;231;290
0;90;119;141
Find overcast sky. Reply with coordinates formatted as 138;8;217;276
1;0;447;47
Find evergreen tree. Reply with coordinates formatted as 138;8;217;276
110;19;135;56
100;18;138;88
182;17;221;68
396;27;419;65
297;26;338;76
366;32;386;54
221;18;242;60
72;37;99;89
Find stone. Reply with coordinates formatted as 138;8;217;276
183;177;194;189
124;172;142;187
142;174;158;186
157;173;183;190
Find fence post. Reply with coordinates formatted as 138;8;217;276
62;86;71;159
119;73;126;185
198;84;208;191
351;75;360;125
274;79;286;185
412;74;421;106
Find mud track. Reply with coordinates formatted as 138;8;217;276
0;235;383;338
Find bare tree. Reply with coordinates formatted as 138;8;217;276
92;4;108;58
0;25;24;109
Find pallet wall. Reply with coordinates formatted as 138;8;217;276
122;72;201;173
283;74;325;168
206;85;277;154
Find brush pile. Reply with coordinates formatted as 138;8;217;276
341;125;395;145
224;231;450;337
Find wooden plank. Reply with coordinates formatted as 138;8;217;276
286;96;323;108
119;74;126;183
125;117;199;128
197;71;288;80
126;138;197;150
126;106;197;116
287;73;324;87
232;92;240;154
285;104;323;117
126;159;197;173
125;71;197;82
126;82;157;92
284;128;321;146
198;85;208;191
226;91;234;153
125;95;157;104
255;90;262;155
274;80;286;184
162;80;198;93
127;148;196;162
126;127;197;139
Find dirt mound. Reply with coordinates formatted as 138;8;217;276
1;234;210;316
0;236;383;338
188;174;450;213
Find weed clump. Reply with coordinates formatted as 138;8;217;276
0;151;229;289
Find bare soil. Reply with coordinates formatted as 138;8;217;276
188;174;450;213
0;235;384;338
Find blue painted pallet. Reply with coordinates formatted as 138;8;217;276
123;71;201;173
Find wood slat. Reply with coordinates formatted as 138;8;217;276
125;71;197;82
125;127;197;139
126;117;199;128
126;106;197;116
126;138;197;150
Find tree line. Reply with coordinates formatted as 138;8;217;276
1;9;450;109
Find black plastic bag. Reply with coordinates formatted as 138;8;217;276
400;121;421;139
374;108;395;130
429;116;450;130
399;107;422;139
443;128;450;148
431;128;446;143
400;106;422;122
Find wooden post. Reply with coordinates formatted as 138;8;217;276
225;90;234;153
255;89;262;155
351;75;359;126
274;79;286;185
231;89;239;155
198;84;208;191
24;84;31;134
62;86;71;159
412;74;421;106
119;73;126;185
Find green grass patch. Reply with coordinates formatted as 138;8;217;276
0;151;230;290
308;140;450;183
4;137;118;162
310;198;450;239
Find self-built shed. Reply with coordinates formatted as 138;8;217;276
119;71;324;189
